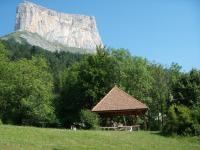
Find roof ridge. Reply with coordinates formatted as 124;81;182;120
115;86;148;108
92;86;116;111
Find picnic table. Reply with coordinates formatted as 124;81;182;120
100;125;140;131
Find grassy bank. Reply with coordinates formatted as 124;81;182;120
0;125;199;150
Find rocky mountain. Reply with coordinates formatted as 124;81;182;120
6;1;103;53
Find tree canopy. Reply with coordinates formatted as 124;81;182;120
0;40;199;135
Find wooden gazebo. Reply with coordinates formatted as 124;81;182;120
92;86;148;130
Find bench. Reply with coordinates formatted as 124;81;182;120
100;125;140;131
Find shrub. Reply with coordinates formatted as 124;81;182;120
80;109;99;129
191;106;200;135
191;106;200;124
163;105;193;135
0;119;3;125
192;123;200;136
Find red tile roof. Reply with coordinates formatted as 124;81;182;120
92;86;148;113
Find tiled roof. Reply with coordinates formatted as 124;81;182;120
92;86;148;112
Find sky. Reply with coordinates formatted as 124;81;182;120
0;0;200;71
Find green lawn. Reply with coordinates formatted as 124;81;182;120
0;125;199;150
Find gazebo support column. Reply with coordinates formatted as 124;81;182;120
132;115;137;125
144;114;147;130
146;110;149;130
144;111;149;130
123;115;127;126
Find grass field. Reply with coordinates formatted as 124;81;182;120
0;125;199;150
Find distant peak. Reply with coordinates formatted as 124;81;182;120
15;1;103;52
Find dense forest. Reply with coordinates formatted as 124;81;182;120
0;40;199;136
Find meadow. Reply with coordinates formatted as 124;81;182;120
0;125;199;150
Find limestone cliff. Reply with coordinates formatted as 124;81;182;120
15;1;103;52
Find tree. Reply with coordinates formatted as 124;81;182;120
148;64;170;129
111;49;153;102
163;69;200;135
57;66;84;127
0;48;56;125
172;69;200;107
77;47;120;108
58;47;120;127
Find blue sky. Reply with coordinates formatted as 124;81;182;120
0;0;200;71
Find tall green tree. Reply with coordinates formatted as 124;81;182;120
58;47;120;126
77;47;120;108
149;64;170;129
172;69;200;107
111;49;153;103
0;48;56;125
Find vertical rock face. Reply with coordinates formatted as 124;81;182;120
15;1;103;52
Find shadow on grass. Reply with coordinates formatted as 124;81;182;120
150;131;200;143
149;131;176;138
53;148;65;150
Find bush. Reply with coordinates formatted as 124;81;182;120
192;123;200;136
163;105;193;135
0;119;3;125
191;106;200;124
191;106;200;136
80;109;99;129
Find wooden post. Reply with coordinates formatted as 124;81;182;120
133;115;138;126
144;113;147;130
132;115;135;125
123;115;127;126
147;110;149;130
